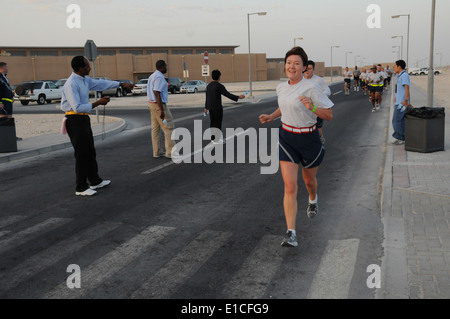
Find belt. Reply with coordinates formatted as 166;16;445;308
65;111;89;116
1;98;13;103
369;83;383;87
282;123;316;134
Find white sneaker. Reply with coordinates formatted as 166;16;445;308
90;180;111;190
76;188;97;196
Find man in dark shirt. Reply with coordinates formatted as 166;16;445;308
204;69;245;144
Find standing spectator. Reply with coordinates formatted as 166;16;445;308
204;69;245;144
391;60;411;145
259;47;334;248
147;60;176;158
0;62;21;140
61;56;133;196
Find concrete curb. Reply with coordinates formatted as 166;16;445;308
377;81;409;299
0;118;127;164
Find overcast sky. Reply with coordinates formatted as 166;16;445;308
2;0;449;68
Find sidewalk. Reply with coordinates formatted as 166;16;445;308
379;80;450;299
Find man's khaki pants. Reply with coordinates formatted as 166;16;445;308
148;102;175;157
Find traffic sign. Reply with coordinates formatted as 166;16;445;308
202;65;210;77
203;51;209;64
84;40;98;62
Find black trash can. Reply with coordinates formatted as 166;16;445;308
0;117;18;153
405;107;445;153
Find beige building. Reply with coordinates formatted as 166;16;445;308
0;46;268;85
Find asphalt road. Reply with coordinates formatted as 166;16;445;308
0;84;391;303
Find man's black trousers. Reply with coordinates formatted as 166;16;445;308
209;108;223;141
66;115;103;192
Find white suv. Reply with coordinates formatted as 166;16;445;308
132;79;148;95
14;81;62;105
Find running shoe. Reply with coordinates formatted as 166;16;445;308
281;230;298;247
307;202;318;219
372;108;376;113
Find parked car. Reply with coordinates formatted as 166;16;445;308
55;79;67;88
114;79;134;96
180;80;207;94
409;67;442;76
14;81;62;105
132;79;149;95
167;77;183;94
88;77;124;98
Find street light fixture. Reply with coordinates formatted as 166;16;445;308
354;55;360;67
247;11;267;97
392;14;410;68
392;36;404;60
294;37;303;47
345;51;352;67
330;46;340;82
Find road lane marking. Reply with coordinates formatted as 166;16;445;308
0;222;121;293
0;218;71;255
333;90;343;95
131;230;232;299
141;129;252;175
307;239;360;299
44;225;175;299
221;235;286;299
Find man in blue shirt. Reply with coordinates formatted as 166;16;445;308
61;56;133;196
147;60;176;158
391;60;411;145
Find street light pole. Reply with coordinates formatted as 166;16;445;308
428;0;436;107
247;12;267;98
294;37;303;47
330;46;340;82
392;35;404;60
345;51;352;67
392;14;410;68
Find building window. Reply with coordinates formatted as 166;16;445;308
146;50;168;54
119;50;144;55
7;51;27;57
30;50;59;56
62;50;84;56
196;49;216;55
98;50;116;56
172;49;193;55
219;49;233;54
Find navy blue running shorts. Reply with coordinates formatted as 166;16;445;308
279;127;325;168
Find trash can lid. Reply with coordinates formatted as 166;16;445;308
406;106;445;119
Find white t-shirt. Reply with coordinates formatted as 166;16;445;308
344;71;353;79
360;72;367;81
304;75;331;97
367;72;384;85
277;79;334;128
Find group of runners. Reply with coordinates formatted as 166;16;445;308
343;64;394;112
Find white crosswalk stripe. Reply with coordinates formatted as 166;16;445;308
0;222;121;293
0;218;71;255
307;239;360;299
221;235;287;299
44;225;175;299
130;230;232;299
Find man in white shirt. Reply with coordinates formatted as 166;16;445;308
61;56;133;196
304;60;331;144
367;66;384;112
147;60;176;159
360;68;368;96
343;67;353;95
